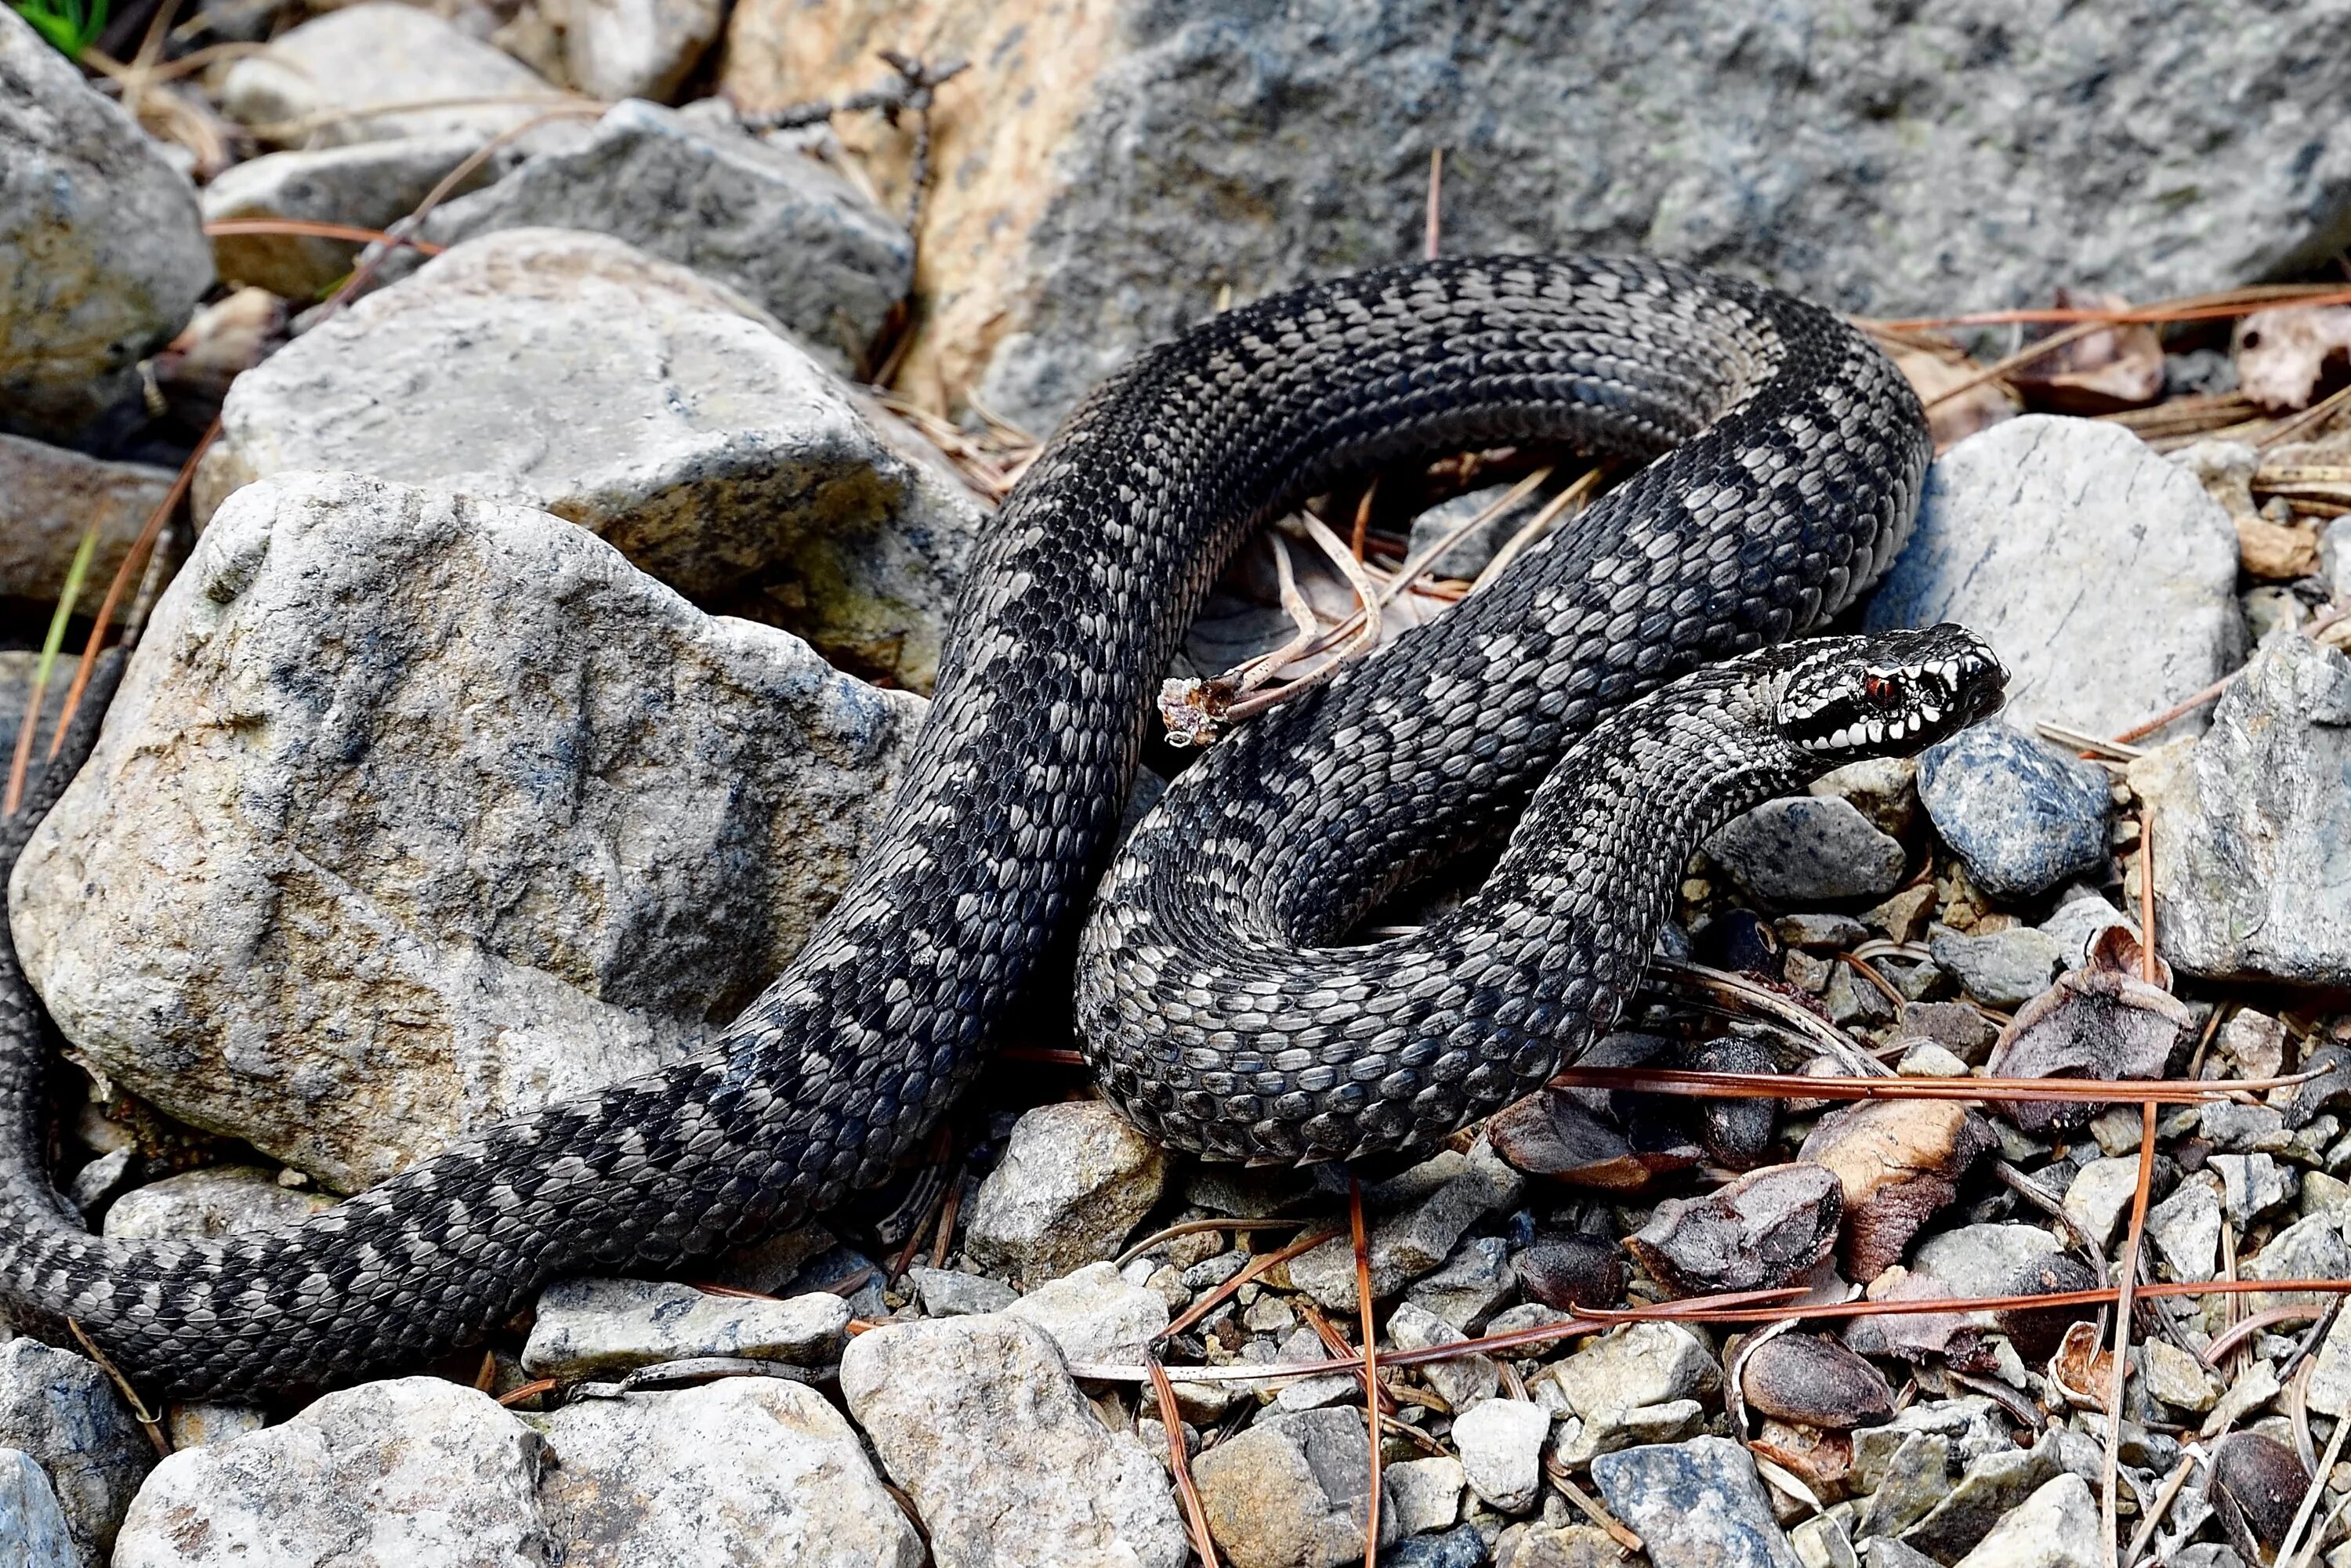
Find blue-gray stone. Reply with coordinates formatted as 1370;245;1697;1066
1917;725;2110;900
1389;1523;1490;1567
1591;1438;1802;1568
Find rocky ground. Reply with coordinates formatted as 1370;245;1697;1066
9;1;2351;1566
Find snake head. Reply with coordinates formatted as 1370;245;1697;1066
1773;624;2007;761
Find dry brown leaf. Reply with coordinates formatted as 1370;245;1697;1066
1797;1099;1994;1278
1751;1421;1855;1500
2048;1318;2115;1409
1983;925;2189;1133
1626;1162;1843;1296
2009;291;2164;413
1891;342;2020;447
1486;1088;1701;1192
1739;1334;1894;1430
2235;304;2351;411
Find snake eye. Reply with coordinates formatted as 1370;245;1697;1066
1862;674;1898;707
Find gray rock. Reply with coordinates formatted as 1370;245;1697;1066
1867;417;2243;739
0;1339;150;1564
112;1378;545;1566
2036;895;2135;973
1289;1159;1514;1312
964;1101;1168;1288
1270;1326;1359;1414
0;435;173;604
12;472;923;1192
726;4;2351;435
1005;1260;1171;1366
1456;1399;1550;1513
2133;634;2351;984
1389;1524;1490;1567
1538;1323;1720;1468
538;0;721;100
1404;1234;1519;1333
1389;1301;1498;1412
1926;926;2060;1010
2325;516;2351;601
908;1266;1019;1317
1386;1454;1465;1537
1899;1438;2058;1563
1590;1438;1802;1568
2241;1211;2349;1310
2201;1101;2288;1153
0;9;212;437
839;1316;1186;1568
219;4;576;148
1857;1433;1951;1540
2141;1340;2219;1414
520;1278;849;1378
0;1448;73;1568
201;136;498;299
2146;1174;2223;1282
2212;1155;2294;1226
1947;1475;2099;1568
196;226;982;690
1915;726;2110;902
102;1166;335;1239
1810;756;1919;841
2059;1157;2142;1250
408;100;913;371
537;1376;922;1566
1191;1407;1397;1568
1706;797;1906;907
2306;1297;2351;1418
1910;1224;2064;1297
1852;1400;2009;1488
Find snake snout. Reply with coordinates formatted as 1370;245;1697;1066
1776;623;2006;762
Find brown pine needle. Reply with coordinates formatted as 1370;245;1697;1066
1867;282;2351;333
201;219;447;255
1161;1223;1342;1341
1543;1065;2305;1105
495;1377;556;1407
1351;1174;1381;1568
1147;1355;1223;1568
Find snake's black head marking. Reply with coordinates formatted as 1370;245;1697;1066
1774;624;2006;762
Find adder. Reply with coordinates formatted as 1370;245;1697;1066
0;255;2003;1396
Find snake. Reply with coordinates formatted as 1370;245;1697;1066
0;255;2006;1398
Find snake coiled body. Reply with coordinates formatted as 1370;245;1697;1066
0;256;1929;1396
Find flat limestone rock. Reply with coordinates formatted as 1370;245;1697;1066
196;226;979;690
839;1315;1187;1568
0;9;213;436
111;1378;546;1567
723;4;2351;430
537;1377;922;1566
11;471;926;1191
520;1278;850;1378
1867;417;2243;740
2132;634;2351;985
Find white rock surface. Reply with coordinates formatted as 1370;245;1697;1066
1948;1474;2101;1568
102;1165;335;1239
520;1278;850;1378
0;1339;151;1564
1454;1398;1549;1513
219;5;579;148
406;99;912;369
1385;1454;1464;1537
537;1377;922;1566
2060;1157;2141;1250
200;135;499;299
2133;634;2351;985
541;0;722;100
0;9;213;436
1866;416;2244;739
839;1315;1187;1568
965;1100;1168;1287
0;1449;74;1568
197;226;978;690
0;434;172;603
1005;1261;1171;1366
12;471;925;1191
112;1378;545;1567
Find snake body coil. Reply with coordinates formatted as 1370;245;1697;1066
1;257;1936;1396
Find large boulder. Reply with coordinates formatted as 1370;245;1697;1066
0;8;213;436
11;471;926;1191
723;1;2351;428
196;227;979;690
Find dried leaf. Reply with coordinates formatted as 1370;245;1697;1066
2009;292;2164;413
1487;1088;1701;1192
1983;927;2190;1132
1842;1266;1990;1367
1798;1099;1994;1278
1892;342;2020;447
1627;1163;1843;1296
2235;304;2351;411
2047;1319;2114;1409
1740;1333;1895;1430
1751;1420;1856;1499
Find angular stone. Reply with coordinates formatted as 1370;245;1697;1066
0;1448;73;1568
111;1378;545;1567
1539;1323;1719;1430
1005;1260;1171;1367
2134;635;2351;984
1867;417;2243;739
1386;1455;1465;1537
2036;896;2136;973
101;1165;335;1240
2146;1175;2223;1283
839;1316;1186;1568
723;5;2351;433
520;1278;849;1378
1288;1156;1515;1311
1405;1234;1519;1332
538;0;722;100
1590;1438;1802;1568
1455;1399;1550;1514
12;472;924;1191
1898;1439;2057;1563
1389;1301;1498;1413
964;1100;1168;1288
220;5;575;148
1915;726;2110;902
201;135;498;299
907;1266;1018;1318
1928;926;2059;1009
2059;1157;2142;1251
538;1376;922;1566
2241;1211;2349;1310
2140;1340;2218;1414
1857;1433;1951;1540
408;100;912;372
1707;798;1907;907
1948;1475;2099;1568
0;1339;150;1565
1192;1407;1397;1568
0;9;213;436
0;434;173;603
2212;1155;2294;1226
196;226;981;690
